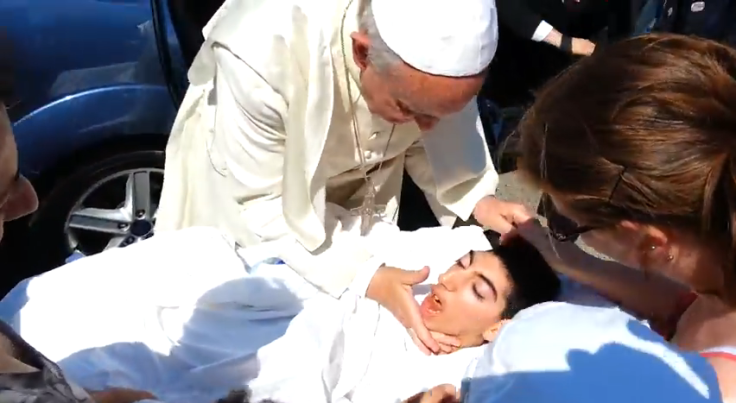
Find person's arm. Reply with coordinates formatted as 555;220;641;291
86;389;156;403
403;99;533;234
404;97;499;223
496;0;546;40
494;0;565;47
563;247;689;322
496;0;595;55
214;46;383;298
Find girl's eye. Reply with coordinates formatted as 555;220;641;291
472;284;484;300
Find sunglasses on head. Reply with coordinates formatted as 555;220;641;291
542;166;627;243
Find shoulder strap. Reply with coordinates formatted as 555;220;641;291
701;346;736;361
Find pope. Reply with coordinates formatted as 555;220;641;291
155;0;532;354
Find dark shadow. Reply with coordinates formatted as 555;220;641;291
398;171;441;232
53;274;304;402
462;319;722;403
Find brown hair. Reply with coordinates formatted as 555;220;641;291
518;34;736;289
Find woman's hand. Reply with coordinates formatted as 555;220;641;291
404;384;461;403
87;388;156;403
366;266;460;355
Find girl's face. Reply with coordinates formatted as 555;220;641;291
0;104;38;241
419;250;512;346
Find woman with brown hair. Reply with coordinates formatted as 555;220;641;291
512;33;736;400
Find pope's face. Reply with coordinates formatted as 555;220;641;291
0;104;38;242
353;35;485;132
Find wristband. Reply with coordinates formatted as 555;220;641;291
560;35;573;53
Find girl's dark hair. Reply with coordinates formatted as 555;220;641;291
484;231;561;319
215;389;279;403
517;34;736;300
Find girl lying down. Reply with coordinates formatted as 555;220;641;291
240;232;561;403
0;226;560;403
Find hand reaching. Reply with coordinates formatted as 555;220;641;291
473;196;533;235
404;384;461;403
87;388;156;403
366;266;460;355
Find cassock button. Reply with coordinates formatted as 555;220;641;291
371;131;380;139
363;150;372;159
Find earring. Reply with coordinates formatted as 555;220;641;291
649;245;674;262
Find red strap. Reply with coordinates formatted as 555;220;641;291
701;351;736;361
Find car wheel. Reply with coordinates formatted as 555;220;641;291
22;149;164;273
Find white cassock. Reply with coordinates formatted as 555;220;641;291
155;0;500;298
0;219;493;403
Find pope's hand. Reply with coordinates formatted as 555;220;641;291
431;331;461;355
472;196;533;234
366;266;460;355
404;384;461;403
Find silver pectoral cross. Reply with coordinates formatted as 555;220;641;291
358;185;376;236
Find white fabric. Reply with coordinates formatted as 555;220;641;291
531;20;554;42
0;221;493;403
372;0;498;76
155;0;500;298
464;302;723;403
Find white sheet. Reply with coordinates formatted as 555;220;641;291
0;220;493;403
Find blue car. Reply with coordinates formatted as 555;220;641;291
0;0;200;283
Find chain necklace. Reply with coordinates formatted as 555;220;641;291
340;0;396;235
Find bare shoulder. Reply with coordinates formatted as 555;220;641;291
706;356;736;403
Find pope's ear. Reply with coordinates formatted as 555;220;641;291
350;32;371;70
482;319;510;342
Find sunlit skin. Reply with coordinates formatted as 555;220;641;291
350;32;486;132
0;104;39;241
547;191;718;290
419;250;511;348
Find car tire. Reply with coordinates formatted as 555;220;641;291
18;148;165;276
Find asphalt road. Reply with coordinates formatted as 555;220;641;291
495;171;541;214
